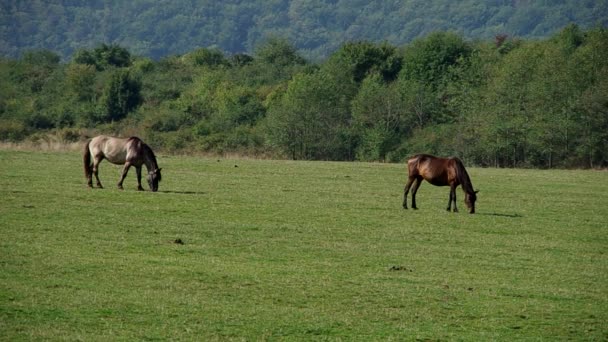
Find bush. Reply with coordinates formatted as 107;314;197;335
0;120;28;141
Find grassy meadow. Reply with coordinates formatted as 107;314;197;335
0;149;607;340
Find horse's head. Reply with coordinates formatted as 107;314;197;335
147;168;162;192
465;190;479;214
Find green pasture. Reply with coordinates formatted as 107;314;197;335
1;150;606;340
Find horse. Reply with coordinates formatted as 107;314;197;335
83;135;162;191
403;154;478;213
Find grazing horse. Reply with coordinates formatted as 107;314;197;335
83;135;162;191
403;154;478;213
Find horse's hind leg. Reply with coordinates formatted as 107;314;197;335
93;157;103;188
411;177;422;210
403;177;415;209
86;165;93;188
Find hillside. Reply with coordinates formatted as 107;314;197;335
2;0;607;61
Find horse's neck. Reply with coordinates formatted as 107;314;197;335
456;162;474;193
460;170;474;194
142;149;158;172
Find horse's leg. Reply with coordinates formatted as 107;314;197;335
117;162;132;190
448;184;458;212
93;156;103;188
135;166;144;191
411;177;422;210
403;177;416;209
86;166;93;188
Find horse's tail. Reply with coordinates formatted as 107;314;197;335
83;139;92;179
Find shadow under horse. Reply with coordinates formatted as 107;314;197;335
403;154;478;214
83;135;162;191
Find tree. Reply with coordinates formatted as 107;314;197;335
21;50;60;66
255;37;306;66
325;41;402;83
102;69;142;122
209;82;264;132
576;69;608;168
66;63;96;102
183;48;229;68
400;32;472;90
18;50;61;93
73;43;132;70
351;73;405;161
265;70;354;160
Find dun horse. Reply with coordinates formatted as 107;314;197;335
403;154;478;213
83;135;162;191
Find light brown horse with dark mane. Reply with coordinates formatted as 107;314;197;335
403;154;478;213
83;135;162;191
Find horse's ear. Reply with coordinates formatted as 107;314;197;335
157;168;162;172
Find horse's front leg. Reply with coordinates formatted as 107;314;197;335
118;162;132;190
448;184;458;212
135;166;144;191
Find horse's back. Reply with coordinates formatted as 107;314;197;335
407;154;440;174
89;135;131;164
407;154;455;186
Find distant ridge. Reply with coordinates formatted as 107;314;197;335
1;0;607;60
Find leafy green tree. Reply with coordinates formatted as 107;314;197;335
265;70;354;160
255;37;306;67
21;50;60;66
73;43;132;70
66;63;96;102
570;27;608;167
325;41;402;83
183;48;229;68
400;32;472;90
209;82;264;132
351;73;405;161
475;42;540;167
17;50;61;93
395;77;440;128
576;69;608;168
101;69;142;122
230;53;254;66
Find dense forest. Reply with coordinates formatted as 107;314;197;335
1;24;607;168
2;0;608;61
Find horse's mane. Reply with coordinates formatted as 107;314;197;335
128;136;159;170
453;158;474;193
142;143;159;167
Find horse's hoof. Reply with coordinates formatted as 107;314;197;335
137;187;144;191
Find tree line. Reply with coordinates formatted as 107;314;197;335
3;0;607;61
1;25;607;168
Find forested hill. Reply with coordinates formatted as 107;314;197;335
2;0;607;61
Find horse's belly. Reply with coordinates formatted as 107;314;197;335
427;176;449;186
104;149;127;164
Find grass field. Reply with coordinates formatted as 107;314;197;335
1;149;607;340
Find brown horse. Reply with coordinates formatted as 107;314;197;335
403;154;478;213
83;135;162;191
